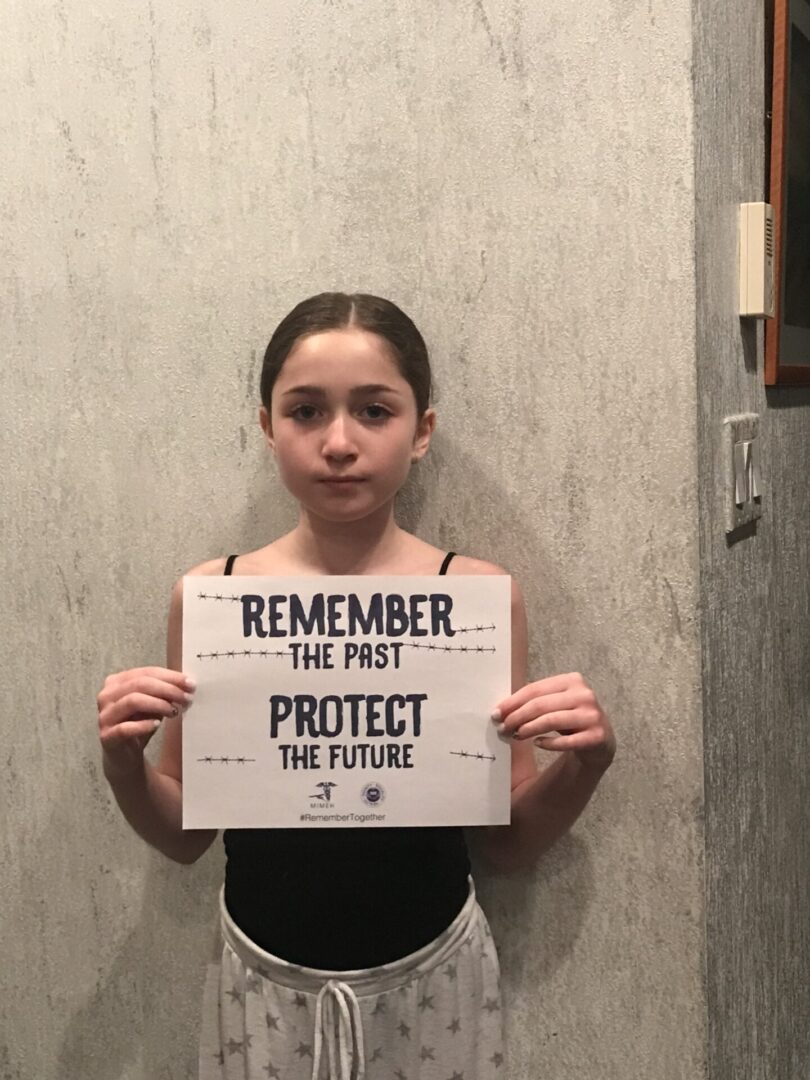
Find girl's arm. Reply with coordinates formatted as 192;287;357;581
473;576;616;872
99;573;219;865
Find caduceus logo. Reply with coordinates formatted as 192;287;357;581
310;781;337;802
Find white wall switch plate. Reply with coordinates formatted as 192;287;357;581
723;413;763;534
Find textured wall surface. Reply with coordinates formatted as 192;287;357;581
1;3;704;1078
693;2;810;1078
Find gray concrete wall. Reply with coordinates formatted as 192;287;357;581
1;3;704;1079
693;2;810;1078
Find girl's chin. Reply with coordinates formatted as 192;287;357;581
299;493;396;524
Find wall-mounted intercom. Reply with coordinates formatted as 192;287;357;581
739;202;775;319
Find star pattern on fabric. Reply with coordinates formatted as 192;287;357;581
420;1046;436;1061
447;1017;462;1034
447;1072;465;1080
265;1012;279;1031
262;1061;281;1078
443;963;457;981
394;1070;408;1080
369;1047;383;1062
398;1021;411;1039
226;1038;245;1056
417;993;435;1011
246;973;262;993
483;997;500;1013
226;987;244;1005
371;998;387;1015
490;1051;504;1068
293;992;308;1009
295;1041;313;1058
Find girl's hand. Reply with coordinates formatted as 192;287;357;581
493;672;616;772
97;667;195;779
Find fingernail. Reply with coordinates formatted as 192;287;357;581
496;724;506;736
511;730;522;740
184;676;197;691
183;692;194;703
490;709;501;722
152;720;162;730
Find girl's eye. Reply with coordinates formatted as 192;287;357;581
290;405;319;421
360;404;391;421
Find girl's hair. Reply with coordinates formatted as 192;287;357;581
260;293;432;416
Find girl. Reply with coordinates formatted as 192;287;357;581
97;292;616;1080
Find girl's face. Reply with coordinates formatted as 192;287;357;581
260;328;435;523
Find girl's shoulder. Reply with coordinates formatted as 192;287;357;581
170;547;518;585
166;557;231;619
443;553;509;577
176;544;283;579
443;553;525;610
394;535;511;579
169;554;246;610
181;556;232;577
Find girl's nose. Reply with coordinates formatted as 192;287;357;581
322;415;358;460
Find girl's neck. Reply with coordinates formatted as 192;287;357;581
285;504;407;575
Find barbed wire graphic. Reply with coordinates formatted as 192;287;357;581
450;750;497;762
401;643;496;654
194;645;494;658
195;650;293;660
196;756;256;764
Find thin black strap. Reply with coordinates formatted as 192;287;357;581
438;551;456;575
223;554;238;576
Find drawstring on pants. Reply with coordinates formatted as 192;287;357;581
312;979;365;1080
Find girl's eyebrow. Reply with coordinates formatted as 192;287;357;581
281;383;403;397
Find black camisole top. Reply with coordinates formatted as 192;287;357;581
221;552;471;969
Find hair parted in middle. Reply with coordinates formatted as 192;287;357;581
260;293;432;417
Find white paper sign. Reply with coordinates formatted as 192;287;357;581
182;575;512;828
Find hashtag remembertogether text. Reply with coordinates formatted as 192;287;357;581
299;812;386;823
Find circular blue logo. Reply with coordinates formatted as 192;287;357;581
361;782;385;806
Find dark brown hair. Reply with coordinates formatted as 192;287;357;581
260;292;432;416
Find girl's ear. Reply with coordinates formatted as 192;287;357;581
259;406;275;452
411;408;436;463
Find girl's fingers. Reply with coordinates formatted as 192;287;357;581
493;673;582;718
100;717;163;749
113;675;193;708
101;668;196;697
531;733;569;751
101;692;180;729
533;729;608;752
506;710;577;741
496;692;577;734
127;666;194;686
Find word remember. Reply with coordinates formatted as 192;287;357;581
241;591;456;639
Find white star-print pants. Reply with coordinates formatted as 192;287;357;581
198;876;504;1080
